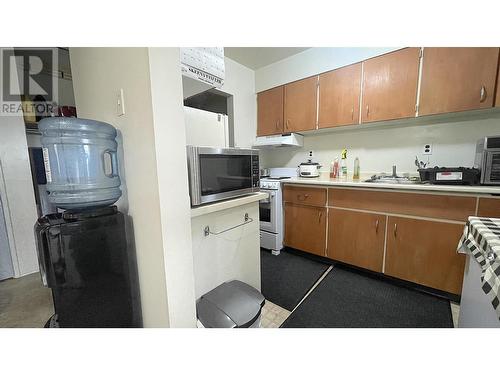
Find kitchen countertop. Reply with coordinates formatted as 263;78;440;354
190;192;268;218
283;175;500;195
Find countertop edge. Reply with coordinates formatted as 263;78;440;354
190;192;269;218
282;178;500;195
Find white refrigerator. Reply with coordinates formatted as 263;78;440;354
184;106;229;148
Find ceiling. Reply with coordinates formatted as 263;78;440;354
224;47;310;70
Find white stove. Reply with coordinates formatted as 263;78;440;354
259;168;296;255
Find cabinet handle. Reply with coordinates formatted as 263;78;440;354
318;210;322;223
366;105;370;118
393;223;397;237
285;119;290;130
351;107;354;120
375;219;379;233
276;119;280;130
480;86;487;102
297;193;309;201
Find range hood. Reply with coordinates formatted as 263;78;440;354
253;133;304;148
181;48;225;99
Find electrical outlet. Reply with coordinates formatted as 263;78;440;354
422;143;433;156
308;150;314;158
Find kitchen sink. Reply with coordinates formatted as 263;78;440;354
364;176;426;185
364;165;426;185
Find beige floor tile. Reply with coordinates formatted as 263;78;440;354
450;301;460;328
261;300;291;328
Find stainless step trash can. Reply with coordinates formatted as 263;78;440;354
196;280;265;328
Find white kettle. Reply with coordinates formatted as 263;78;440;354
298;160;321;178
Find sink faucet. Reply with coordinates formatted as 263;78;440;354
392;165;397;178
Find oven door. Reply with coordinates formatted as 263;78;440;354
259;189;278;233
187;146;259;206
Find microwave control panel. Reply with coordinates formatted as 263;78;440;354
252;154;260;188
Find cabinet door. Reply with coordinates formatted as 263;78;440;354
284;203;326;257
361;48;420;123
419;48;500;116
284;76;318;132
257;86;284;136
327;209;386;272
385;216;466;295
319;63;362;128
478;197;500;218
496;64;500;108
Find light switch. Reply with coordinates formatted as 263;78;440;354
117;88;125;116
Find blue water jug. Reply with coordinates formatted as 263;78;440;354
38;117;122;210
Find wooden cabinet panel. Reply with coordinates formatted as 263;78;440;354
478;197;500;218
327;209;386;272
284;203;326;256
328;188;476;222
419;48;500;116
257;86;284;136
496;62;500;107
319;63;361;128
361;48;420;123
283;185;327;207
284;76;318;132
385;216;466;294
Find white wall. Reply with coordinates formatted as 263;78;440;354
220;57;257;148
0;59;40;278
260;117;500;174
148;47;196;327
255;47;398;92
191;202;261;299
70;47;171;327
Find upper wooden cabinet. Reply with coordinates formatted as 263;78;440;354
361;48;421;123
419;48;500;116
257;86;284;136
284;76;318;132
318;63;362;128
496;63;500;107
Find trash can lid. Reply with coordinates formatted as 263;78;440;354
196;280;265;328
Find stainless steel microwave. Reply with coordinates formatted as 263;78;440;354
187;146;260;206
475;136;500;185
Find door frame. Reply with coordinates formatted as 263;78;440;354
0;158;21;278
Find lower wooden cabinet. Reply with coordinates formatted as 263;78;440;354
477;197;500;218
327;209;386;273
384;216;466;295
284;203;326;257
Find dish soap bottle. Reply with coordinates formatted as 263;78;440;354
340;148;348;180
353;157;360;180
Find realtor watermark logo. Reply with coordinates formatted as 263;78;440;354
1;47;58;117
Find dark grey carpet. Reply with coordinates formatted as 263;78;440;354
282;266;454;328
260;249;330;311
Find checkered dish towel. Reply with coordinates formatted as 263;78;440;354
458;216;500;320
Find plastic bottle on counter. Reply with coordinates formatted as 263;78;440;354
340;149;348;180
353;157;360;180
332;158;339;178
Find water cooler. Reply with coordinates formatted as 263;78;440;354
34;117;141;328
